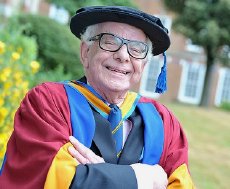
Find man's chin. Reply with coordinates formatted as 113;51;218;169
107;83;129;92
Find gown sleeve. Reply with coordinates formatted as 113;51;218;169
0;82;73;189
154;100;195;188
139;97;195;188
70;163;137;189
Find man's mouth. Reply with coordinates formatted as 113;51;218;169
106;66;129;75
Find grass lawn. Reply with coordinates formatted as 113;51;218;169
165;102;230;189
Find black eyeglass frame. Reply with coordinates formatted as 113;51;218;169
88;33;149;59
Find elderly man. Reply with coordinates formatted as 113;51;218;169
0;6;194;189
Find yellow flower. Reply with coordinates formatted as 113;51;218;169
13;71;23;80
17;47;23;53
3;81;13;91
0;67;11;82
1;91;6;99
11;52;20;61
0;131;12;159
30;60;40;73
0;98;4;107
0;134;7;158
0;41;5;54
0;107;8;121
21;81;29;91
13;89;20;99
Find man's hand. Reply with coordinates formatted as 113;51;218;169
130;163;168;189
68;136;105;165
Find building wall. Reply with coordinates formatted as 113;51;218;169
160;62;182;101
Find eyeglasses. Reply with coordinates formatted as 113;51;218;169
88;33;149;59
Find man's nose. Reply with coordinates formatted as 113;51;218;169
113;44;130;63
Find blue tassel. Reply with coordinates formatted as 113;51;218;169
155;52;167;93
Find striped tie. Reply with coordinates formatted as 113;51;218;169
108;104;123;158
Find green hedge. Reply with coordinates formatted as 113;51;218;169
9;14;83;78
220;101;230;111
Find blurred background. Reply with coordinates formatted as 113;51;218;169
0;0;229;188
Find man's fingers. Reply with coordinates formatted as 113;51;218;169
69;136;105;164
69;136;82;148
69;136;94;159
95;155;105;163
68;146;89;165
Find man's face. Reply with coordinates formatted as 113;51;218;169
80;22;148;94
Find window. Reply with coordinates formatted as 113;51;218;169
215;68;230;106
0;0;20;17
178;60;206;104
24;0;40;14
0;3;8;17
139;55;164;98
49;4;69;25
185;39;204;53
139;15;171;98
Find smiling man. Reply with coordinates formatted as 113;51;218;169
0;6;195;189
81;22;148;104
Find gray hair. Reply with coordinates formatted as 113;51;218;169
81;24;99;46
81;24;153;63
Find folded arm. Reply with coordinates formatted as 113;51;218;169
68;136;168;189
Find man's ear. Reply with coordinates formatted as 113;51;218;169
80;42;90;68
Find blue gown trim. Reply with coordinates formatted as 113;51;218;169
137;103;164;164
63;82;164;164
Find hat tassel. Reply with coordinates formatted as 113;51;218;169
155;52;167;93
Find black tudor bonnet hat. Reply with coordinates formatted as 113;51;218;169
70;6;170;93
70;6;170;56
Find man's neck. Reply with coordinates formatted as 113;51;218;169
87;81;127;105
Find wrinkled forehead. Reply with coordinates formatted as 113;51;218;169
97;22;148;42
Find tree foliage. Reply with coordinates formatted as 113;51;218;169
164;0;230;106
164;0;230;64
9;14;83;78
163;0;185;13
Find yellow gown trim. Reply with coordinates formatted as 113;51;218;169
68;82;139;119
168;163;195;189
44;142;78;189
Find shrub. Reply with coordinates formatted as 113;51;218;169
10;14;83;78
0;27;40;162
220;101;230;112
32;64;74;86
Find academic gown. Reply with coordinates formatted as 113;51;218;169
0;81;195;189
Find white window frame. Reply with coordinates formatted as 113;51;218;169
215;67;230;106
49;4;69;25
178;60;206;104
0;0;21;17
139;55;165;98
0;3;12;17
24;0;40;14
185;39;204;53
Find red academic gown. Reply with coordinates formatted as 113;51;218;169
0;82;194;188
